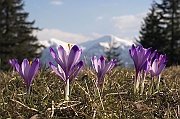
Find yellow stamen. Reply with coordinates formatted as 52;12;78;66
158;60;160;65
104;57;107;61
68;43;73;51
68;44;71;51
29;61;32;66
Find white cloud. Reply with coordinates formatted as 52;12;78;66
111;13;146;33
33;29;92;44
95;16;104;21
91;32;104;38
50;1;63;5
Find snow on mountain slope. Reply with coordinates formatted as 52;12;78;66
39;35;134;68
78;35;134;68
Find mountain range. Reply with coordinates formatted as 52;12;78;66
39;35;134;68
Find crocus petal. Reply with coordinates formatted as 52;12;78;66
150;50;157;60
69;60;84;83
49;47;56;59
150;59;159;77
142;47;151;64
15;62;25;80
91;56;98;73
97;56;105;74
58;64;66;81
73;49;82;64
159;54;166;65
67;45;81;72
101;60;112;75
129;44;136;58
132;49;139;71
50;47;66;71
106;59;117;72
49;62;66;81
142;49;157;75
138;47;145;66
21;59;31;82
155;61;167;76
28;58;39;87
57;45;67;65
99;56;106;69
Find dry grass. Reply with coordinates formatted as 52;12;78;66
0;66;179;119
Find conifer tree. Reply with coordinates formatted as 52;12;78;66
137;0;180;66
104;40;121;67
0;0;44;70
156;0;180;66
136;3;168;54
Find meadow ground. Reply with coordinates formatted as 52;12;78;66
0;66;179;119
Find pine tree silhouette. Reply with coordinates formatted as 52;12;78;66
0;0;44;70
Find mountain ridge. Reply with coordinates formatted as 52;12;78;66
39;35;134;68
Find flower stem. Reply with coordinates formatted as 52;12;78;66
134;72;139;94
149;77;154;95
65;79;70;101
156;75;161;90
140;70;145;95
27;86;30;97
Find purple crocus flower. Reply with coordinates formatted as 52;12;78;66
15;58;39;95
149;54;167;77
8;59;18;72
49;44;84;100
91;55;116;87
129;44;151;93
149;54;167;91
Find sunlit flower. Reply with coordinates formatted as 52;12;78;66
15;58;39;95
148;53;167;91
149;54;167;77
129;44;151;93
49;44;83;100
91;55;116;87
8;59;18;72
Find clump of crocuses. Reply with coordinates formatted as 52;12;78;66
129;44;167;94
129;44;151;94
91;55;116;87
49;44;83;101
15;58;40;95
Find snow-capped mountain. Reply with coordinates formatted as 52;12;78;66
39;35;134;68
78;35;134;68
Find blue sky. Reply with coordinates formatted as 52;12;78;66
24;0;158;44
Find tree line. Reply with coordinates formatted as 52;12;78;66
0;0;44;70
106;0;180;67
137;0;180;66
